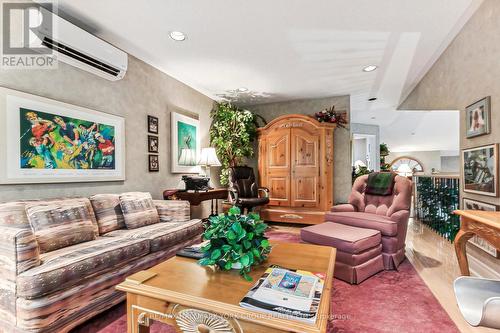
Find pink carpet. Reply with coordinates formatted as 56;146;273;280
71;230;459;333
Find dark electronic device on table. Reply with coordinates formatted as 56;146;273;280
181;175;211;192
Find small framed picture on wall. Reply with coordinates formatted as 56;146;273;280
462;144;498;197
148;115;158;134
465;97;490;138
149;155;159;172
148;135;159;153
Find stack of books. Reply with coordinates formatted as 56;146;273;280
240;265;324;324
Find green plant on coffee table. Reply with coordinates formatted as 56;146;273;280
198;206;272;281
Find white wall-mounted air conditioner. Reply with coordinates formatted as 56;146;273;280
32;6;127;81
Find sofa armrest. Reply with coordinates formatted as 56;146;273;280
331;203;357;213
389;209;410;223
0;225;40;279
153;200;190;222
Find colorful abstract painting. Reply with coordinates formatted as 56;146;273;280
20;108;116;170
0;87;125;184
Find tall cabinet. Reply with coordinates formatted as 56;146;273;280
257;114;335;224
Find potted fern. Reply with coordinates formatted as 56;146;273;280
198;207;271;281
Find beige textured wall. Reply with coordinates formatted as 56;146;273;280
246;96;351;203
400;0;500;277
0;56;215;217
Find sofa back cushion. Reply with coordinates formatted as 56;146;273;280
90;194;125;234
25;200;96;253
119;192;159;229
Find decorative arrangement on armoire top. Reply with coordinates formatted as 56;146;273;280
314;105;348;128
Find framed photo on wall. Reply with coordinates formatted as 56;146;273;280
462;144;498;197
171;112;200;173
465;97;490;138
148;135;159;153
462;198;499;258
148;115;158;134
149;155;159;172
0;87;125;184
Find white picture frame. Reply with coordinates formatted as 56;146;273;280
463;198;499;258
170;111;200;173
462;144;498;197
0;87;125;184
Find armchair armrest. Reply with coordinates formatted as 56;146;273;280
153;200;190;222
258;187;270;198
228;187;239;204
389;209;410;223
331;203;357;213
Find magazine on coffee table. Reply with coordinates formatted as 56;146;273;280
239;265;324;324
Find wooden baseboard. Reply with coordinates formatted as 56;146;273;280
260;208;326;224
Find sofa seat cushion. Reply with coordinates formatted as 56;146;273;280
119;192;159;229
104;219;203;252
25;200;97;253
17;236;150;298
301;222;381;254
325;212;398;236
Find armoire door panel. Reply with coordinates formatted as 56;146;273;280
291;128;320;208
265;130;291;206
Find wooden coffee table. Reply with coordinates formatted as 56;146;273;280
116;242;336;333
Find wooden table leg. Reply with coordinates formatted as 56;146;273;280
454;229;474;276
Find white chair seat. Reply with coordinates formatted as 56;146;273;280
454;276;500;329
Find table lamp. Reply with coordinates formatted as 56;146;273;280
197;148;221;187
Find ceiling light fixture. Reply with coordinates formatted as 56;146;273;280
237;87;248;92
169;31;186;41
363;65;378;72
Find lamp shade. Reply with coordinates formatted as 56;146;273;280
197;148;221;167
179;148;196;166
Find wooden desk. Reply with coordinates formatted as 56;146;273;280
116;242;336;333
163;189;228;216
453;210;500;276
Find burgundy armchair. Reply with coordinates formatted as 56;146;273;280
325;174;412;270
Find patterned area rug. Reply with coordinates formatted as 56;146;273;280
71;230;459;333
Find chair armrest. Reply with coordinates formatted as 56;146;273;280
331;203;357;213
153;200;190;222
258;187;270;198
228;187;239;204
389;209;410;223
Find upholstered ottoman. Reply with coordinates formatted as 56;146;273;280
301;222;385;284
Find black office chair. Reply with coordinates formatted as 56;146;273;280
228;166;269;213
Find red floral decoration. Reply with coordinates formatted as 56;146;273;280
314;105;348;128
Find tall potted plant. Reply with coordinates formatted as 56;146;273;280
209;103;263;185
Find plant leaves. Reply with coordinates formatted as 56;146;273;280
198;258;211;266
239;253;250;266
210;249;222;260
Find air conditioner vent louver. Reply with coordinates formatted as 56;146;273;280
42;37;120;77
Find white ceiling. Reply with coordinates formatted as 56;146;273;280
49;0;482;152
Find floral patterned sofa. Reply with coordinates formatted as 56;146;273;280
0;192;203;333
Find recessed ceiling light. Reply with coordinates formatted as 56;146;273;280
237;87;248;92
169;31;186;41
363;65;378;72
411;132;416;135
371;116;376;120
368;97;377;101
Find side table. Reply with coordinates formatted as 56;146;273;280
163;188;228;217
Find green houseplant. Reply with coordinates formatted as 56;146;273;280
198;207;271;281
209;103;264;185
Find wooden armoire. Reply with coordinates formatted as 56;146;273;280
257;114;335;224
